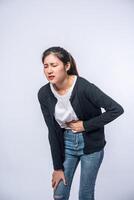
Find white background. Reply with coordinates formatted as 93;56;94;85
0;0;134;199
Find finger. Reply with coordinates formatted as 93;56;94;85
53;181;58;191
52;180;56;188
63;177;67;185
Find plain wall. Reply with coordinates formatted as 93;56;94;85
0;0;134;199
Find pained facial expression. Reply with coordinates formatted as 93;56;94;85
43;53;70;84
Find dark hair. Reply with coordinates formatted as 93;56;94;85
41;46;79;76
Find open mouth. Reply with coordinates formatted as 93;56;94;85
48;76;55;80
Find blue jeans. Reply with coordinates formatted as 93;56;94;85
53;129;104;200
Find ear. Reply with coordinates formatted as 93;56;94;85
65;62;71;72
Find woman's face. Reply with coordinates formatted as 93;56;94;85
43;53;70;84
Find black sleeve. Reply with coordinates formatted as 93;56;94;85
38;92;64;171
83;83;124;132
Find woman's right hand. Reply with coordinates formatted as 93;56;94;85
52;169;67;191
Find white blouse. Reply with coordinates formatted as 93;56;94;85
50;75;79;133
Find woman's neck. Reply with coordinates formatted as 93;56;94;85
53;75;75;93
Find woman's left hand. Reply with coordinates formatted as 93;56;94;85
65;120;85;132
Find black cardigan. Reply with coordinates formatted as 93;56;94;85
38;75;124;171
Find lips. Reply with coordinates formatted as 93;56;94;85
48;76;55;80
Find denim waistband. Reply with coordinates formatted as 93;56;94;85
64;129;84;134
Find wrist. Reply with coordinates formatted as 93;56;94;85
54;169;63;172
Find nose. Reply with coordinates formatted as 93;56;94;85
46;66;53;74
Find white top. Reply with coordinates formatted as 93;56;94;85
50;75;79;133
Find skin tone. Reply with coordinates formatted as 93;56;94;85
43;53;85;191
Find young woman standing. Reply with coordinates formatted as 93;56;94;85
38;46;124;200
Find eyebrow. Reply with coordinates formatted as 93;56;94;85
44;62;58;65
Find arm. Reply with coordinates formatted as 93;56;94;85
83;82;124;132
38;93;64;171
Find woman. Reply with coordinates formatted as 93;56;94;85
38;46;124;200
